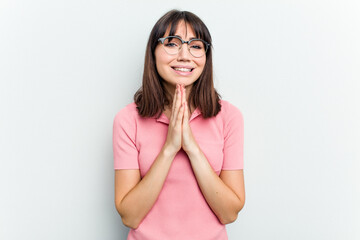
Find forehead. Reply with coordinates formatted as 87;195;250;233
164;20;196;39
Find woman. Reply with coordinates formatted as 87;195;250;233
113;9;245;240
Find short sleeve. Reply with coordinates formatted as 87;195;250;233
112;105;139;170
222;101;244;170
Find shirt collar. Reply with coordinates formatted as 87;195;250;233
156;107;202;124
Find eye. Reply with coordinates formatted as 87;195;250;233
190;45;202;50
189;40;205;50
165;42;178;48
164;37;181;48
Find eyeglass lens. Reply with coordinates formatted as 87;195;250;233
162;37;206;57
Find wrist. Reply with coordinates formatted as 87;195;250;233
183;144;201;158
161;144;178;159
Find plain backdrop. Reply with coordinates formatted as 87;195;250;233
1;0;359;239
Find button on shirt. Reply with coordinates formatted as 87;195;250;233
113;99;244;240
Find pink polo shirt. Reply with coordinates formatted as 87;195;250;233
113;99;244;240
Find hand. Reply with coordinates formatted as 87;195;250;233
163;84;185;155
180;85;199;154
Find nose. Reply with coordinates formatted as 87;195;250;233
177;43;191;61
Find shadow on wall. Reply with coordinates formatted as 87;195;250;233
119;226;129;239
116;218;130;239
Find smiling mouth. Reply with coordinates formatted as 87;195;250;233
172;67;194;72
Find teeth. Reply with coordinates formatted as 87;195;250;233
174;67;192;72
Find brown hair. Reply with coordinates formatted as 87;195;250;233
134;9;222;119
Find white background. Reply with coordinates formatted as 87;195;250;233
1;0;359;239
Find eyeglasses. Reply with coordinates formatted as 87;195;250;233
158;36;210;58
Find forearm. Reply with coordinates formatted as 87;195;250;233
186;147;244;224
117;146;176;229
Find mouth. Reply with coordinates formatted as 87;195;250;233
171;67;194;72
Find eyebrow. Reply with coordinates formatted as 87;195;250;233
174;35;198;40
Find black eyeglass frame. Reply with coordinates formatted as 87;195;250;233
158;36;211;57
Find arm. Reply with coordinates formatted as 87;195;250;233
186;148;245;224
180;86;245;224
114;146;176;229
114;85;185;229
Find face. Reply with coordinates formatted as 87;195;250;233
154;21;206;92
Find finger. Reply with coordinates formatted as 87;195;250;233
171;84;178;114
180;85;186;115
172;85;182;123
176;102;185;126
181;84;185;104
182;86;186;105
180;86;187;121
183;101;189;122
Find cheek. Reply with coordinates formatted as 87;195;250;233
196;55;206;66
155;51;172;80
196;58;206;72
156;60;169;77
155;52;171;71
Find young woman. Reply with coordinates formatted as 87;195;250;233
113;9;245;240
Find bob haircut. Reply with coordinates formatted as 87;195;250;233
134;9;222;119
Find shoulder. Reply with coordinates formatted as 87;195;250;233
115;102;138;117
219;99;244;121
113;102;139;126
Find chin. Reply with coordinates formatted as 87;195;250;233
174;79;196;86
